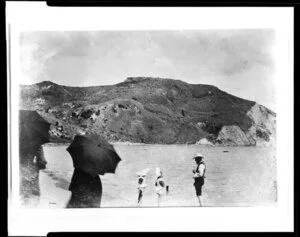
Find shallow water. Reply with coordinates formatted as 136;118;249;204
38;144;276;208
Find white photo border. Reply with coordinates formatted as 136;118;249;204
7;3;294;235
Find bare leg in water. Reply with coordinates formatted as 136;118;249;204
197;195;204;207
137;189;143;206
157;194;161;207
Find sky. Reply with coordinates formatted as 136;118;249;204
20;30;276;111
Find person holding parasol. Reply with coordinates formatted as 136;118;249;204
66;133;121;208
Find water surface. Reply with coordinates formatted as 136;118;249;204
39;144;276;208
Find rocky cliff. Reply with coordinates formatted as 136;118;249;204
19;77;276;146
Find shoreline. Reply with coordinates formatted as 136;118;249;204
44;141;275;148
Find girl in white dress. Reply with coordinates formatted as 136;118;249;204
155;167;169;207
136;168;150;206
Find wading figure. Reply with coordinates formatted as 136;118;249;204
155;168;169;207
192;153;206;207
136;168;149;206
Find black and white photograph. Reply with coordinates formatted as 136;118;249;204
18;29;277;209
7;3;294;235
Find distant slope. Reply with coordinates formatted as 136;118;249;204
19;77;276;146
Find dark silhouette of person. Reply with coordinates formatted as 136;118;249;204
137;177;144;204
192;153;206;207
19;145;47;207
66;168;102;208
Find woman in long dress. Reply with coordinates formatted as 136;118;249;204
66;168;102;208
19;145;47;207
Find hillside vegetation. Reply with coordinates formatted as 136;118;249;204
19;77;276;146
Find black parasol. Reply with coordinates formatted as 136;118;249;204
19;110;50;154
67;134;121;177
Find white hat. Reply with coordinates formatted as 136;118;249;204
193;152;204;159
155;167;162;177
136;167;150;176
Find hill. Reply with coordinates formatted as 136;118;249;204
19;77;276;146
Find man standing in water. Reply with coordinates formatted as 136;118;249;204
192;153;206;207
